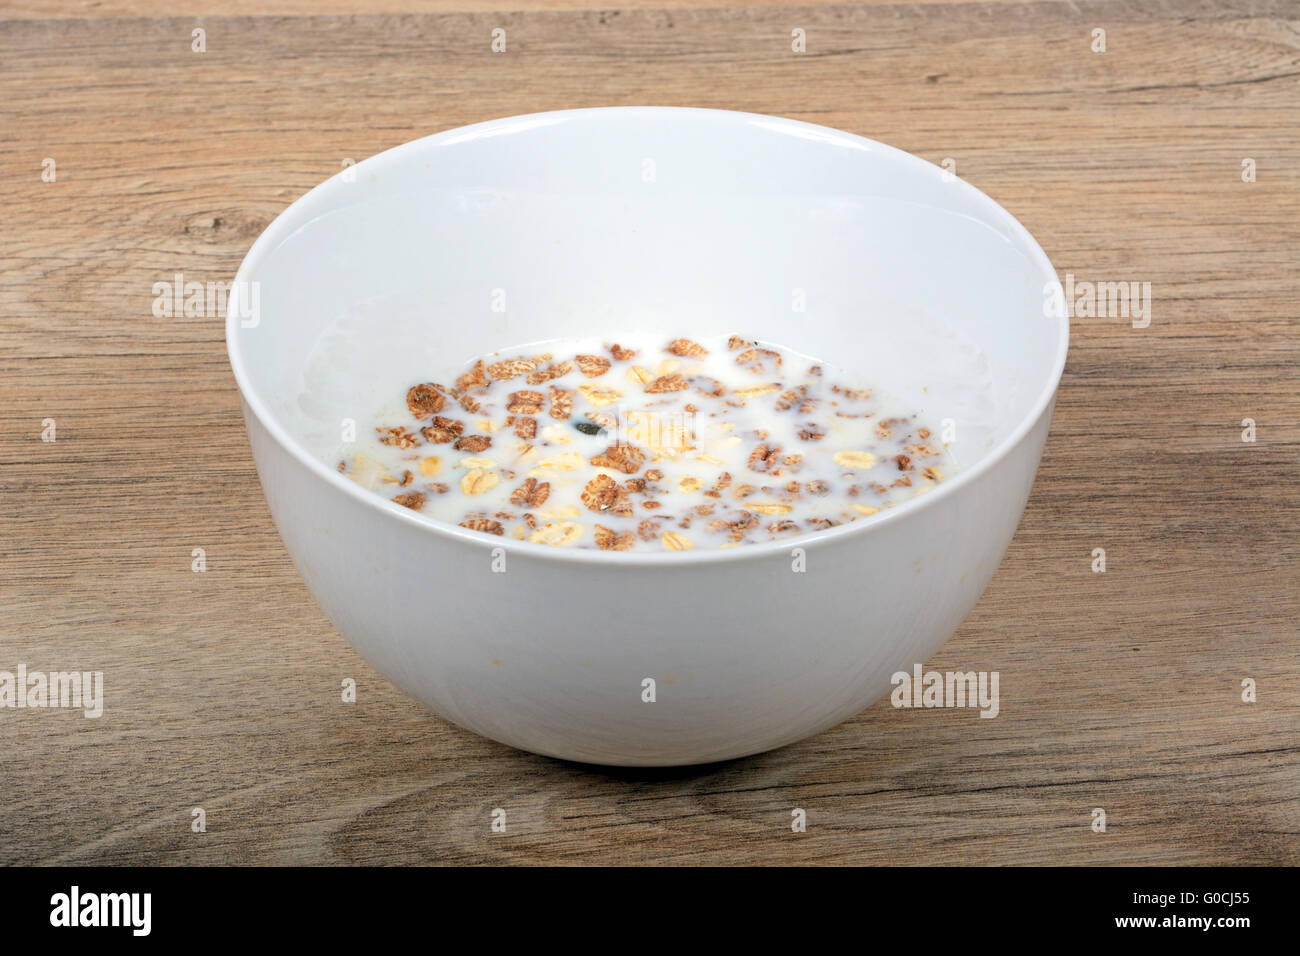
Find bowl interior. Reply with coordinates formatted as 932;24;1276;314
229;108;1064;494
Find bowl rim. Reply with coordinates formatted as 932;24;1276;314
226;105;1069;567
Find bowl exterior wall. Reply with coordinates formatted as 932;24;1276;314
242;397;1054;765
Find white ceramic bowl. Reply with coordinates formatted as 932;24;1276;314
226;107;1067;766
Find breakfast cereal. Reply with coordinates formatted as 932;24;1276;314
338;334;954;551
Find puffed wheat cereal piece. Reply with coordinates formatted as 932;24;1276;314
576;354;612;377
748;444;781;473
406;384;446;418
487;357;543;380
453;434;492;453
526;361;574;385
421;417;464;444
377;426;420;449
456;360;489;392
773;386;805;411
506;390;545;414
581;474;634;516
666;338;708;357
548;386;573;420
735;347;782;375
690;375;726;398
460;517;504;535
644;374;688;394
510;477;551;508
594;524;636;551
590;443;647;475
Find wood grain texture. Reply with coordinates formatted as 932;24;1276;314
0;0;1296;865
3;0;981;19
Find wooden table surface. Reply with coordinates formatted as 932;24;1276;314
1;0;1296;866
